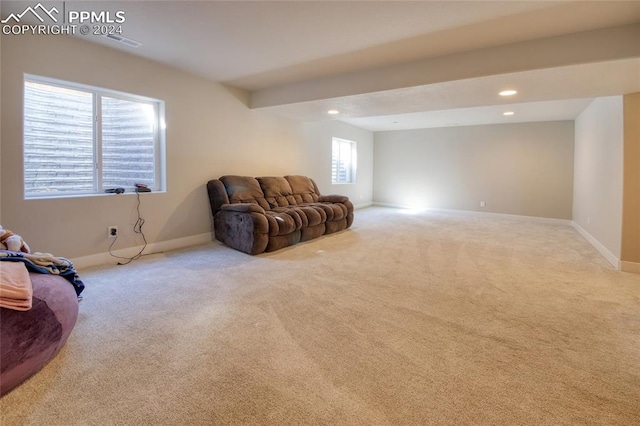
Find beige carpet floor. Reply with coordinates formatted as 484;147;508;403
1;207;639;425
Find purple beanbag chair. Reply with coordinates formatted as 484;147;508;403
1;273;79;396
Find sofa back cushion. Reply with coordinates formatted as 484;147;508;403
257;177;298;208
285;175;320;204
220;175;270;211
207;179;230;216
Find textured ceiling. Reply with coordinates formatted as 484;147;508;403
2;1;640;130
264;58;640;130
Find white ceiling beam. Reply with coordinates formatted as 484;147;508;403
251;24;640;109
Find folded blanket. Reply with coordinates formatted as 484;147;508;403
0;261;33;311
0;250;84;296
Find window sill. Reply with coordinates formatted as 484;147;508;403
25;190;166;201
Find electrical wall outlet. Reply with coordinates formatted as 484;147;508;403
108;226;118;238
480;201;486;207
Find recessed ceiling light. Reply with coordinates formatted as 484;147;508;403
499;90;517;96
503;111;515;116
327;109;340;115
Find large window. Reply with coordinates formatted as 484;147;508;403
331;137;357;184
23;75;165;198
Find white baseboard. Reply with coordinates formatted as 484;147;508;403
571;222;620;269
71;232;213;269
69;203;379;269
372;202;572;226
372;202;407;209
620;261;640;274
354;202;373;210
372;203;629;271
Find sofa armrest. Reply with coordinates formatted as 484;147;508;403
214;208;269;254
318;194;349;203
220;203;266;214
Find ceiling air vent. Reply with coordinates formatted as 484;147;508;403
104;33;142;48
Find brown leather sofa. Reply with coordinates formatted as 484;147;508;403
207;175;354;254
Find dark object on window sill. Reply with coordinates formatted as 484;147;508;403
105;188;125;194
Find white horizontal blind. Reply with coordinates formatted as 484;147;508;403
23;76;164;198
331;137;357;184
24;81;95;196
102;97;156;189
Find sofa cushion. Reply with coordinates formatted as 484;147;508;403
302;202;346;221
257;177;297;208
291;206;324;227
220;176;270;211
264;210;300;236
318;194;348;203
285;175;320;204
206;180;230;216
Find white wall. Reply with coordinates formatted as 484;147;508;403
0;33;371;261
299;121;373;209
374;122;575;219
573;96;624;261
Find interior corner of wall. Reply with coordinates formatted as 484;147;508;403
572;221;620;269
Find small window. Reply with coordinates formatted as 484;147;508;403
23;75;165;198
331;137;357;184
